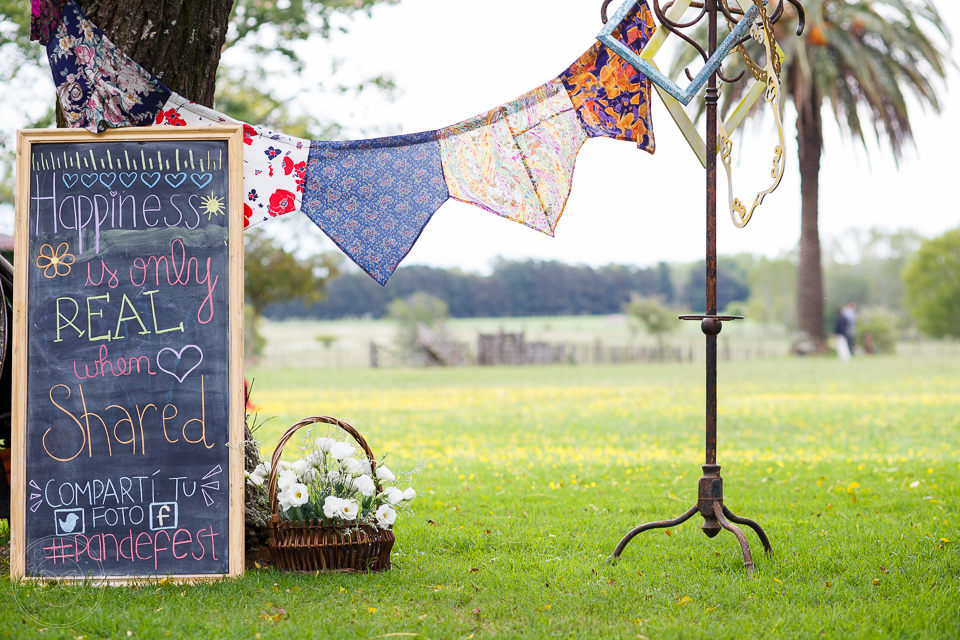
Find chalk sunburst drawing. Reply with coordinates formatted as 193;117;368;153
199;192;225;219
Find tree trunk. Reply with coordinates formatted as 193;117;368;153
78;0;234;106
795;79;825;347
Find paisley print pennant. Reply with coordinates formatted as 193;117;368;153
439;79;587;237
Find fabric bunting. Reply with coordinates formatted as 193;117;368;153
303;132;449;285
559;0;656;150
440;79;587;236
43;0;170;133
36;0;657;285
154;94;311;229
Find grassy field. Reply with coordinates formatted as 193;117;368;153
3;355;959;638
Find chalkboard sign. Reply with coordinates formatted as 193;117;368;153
10;127;244;581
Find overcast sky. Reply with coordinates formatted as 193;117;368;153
279;0;958;274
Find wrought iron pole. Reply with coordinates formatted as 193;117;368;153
610;0;789;573
704;0;719;468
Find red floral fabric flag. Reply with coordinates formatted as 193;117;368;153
154;94;310;228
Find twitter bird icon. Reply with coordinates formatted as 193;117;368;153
55;509;84;535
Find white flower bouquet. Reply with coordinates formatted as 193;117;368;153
255;416;414;572
246;434;416;530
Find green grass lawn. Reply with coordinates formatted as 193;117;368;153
3;355;959;638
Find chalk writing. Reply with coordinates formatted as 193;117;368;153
23;137;234;578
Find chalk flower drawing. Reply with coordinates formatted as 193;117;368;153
199;192;225;219
36;242;75;278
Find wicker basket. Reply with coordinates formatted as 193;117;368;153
267;416;394;572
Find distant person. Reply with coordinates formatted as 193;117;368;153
843;302;857;354
864;332;875;355
834;307;850;361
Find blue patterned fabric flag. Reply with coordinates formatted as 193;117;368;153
302;132;449;286
45;0;170;133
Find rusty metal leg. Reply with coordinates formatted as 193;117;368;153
722;504;773;555
609;504;699;564
712;502;755;573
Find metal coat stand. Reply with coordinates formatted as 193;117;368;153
605;0;804;573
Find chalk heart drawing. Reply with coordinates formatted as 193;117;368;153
80;173;98;188
156;345;204;383
118;172;138;188
99;173;116;189
140;172;161;188
190;173;213;188
165;172;187;188
62;174;79;189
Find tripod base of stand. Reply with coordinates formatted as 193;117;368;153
609;464;772;573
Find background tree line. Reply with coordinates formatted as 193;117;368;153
264;227;927;329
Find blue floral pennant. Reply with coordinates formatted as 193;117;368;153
302;132;449;286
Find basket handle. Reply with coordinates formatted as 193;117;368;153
266;416;381;524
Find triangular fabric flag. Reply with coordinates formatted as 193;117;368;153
31;0;70;45
439;79;587;237
43;0;170;133
154;94;311;228
302;132;449;286
559;0;656;150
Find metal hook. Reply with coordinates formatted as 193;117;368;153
718;66;746;84
787;0;806;35
601;0;614;24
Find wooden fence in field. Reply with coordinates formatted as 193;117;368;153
251;335;960;370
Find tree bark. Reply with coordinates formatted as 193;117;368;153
77;0;233;106
795;76;825;346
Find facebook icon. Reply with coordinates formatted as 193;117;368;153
149;502;178;531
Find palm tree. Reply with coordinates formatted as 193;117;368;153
671;0;951;346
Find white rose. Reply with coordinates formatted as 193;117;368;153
277;469;297;491
315;437;336;452
375;466;396;482
342;458;362;476
353;475;376;497
254;462;270;476
329;442;356;460
381;486;403;505
278;460;294;471
278;487;294;512
359;459;373;476
402;487;416;501
323;496;344;519
292;459;309;477
246;469;266;487
339;499;360;521
375;504;397;529
286;483;309;508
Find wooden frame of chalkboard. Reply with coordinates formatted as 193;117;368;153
10;127;245;582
